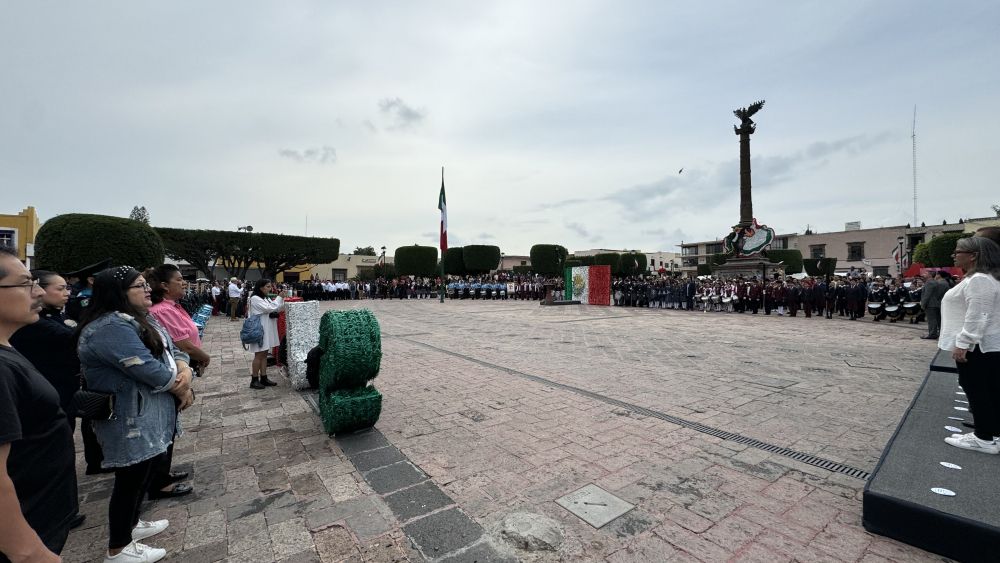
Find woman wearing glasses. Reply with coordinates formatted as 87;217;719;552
10;271;78;427
76;267;194;562
941;237;1000;454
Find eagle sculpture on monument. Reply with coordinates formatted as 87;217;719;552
733;100;765;135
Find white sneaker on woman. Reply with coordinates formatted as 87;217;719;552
103;541;166;562
132;519;169;541
944;433;1000;454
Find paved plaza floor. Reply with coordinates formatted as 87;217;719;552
64;300;950;562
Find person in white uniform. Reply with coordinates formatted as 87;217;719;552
246;279;284;390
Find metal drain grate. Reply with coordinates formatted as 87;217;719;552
399;337;872;481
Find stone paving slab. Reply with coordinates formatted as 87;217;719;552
61;299;950;562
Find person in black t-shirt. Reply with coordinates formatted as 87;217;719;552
0;246;75;562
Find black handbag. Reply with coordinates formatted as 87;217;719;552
268;311;280;319
71;373;115;420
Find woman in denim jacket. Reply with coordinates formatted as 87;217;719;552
77;266;193;563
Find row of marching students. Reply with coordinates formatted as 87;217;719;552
614;275;934;325
445;276;565;300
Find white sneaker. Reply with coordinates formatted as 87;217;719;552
132;519;169;541
944;433;1000;454
104;541;166;562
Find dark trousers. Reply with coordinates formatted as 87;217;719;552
147;442;175;493
957;348;1000;441
82;419;105;471
926;306;941;336
109;457;156;549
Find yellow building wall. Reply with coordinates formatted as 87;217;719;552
0;206;41;260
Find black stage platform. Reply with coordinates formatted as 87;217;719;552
863;348;1000;561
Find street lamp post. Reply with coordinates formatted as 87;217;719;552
896;235;905;277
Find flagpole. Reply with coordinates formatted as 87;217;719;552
439;166;446;303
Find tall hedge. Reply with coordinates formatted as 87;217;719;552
394;246;438;276
443;247;466;276
803;257;838;277
618;253;647;276
462;245;501;274
512;265;533;274
563;259;582;269
765;249;803;274
593;253;620;273
529;244;568;275
36;213;165;273
926;233;969;266
575;255;595;266
912;242;930;266
696;264;713;276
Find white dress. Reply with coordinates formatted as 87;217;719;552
247;295;284;353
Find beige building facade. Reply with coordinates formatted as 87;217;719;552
0;206;41;267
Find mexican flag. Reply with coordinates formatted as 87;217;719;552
564;265;611;305
438;171;447;253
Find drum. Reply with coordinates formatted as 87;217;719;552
712;295;721;304
492;290;498;298
867;302;883;315
903;302;919;316
700;296;709;302
615;291;624;301
722;297;732;304
500;290;506;297
885;305;903;320
732;295;739;302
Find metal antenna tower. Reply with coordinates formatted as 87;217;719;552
912;106;917;225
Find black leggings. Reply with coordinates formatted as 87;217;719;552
957;347;1000;441
109;457;156;549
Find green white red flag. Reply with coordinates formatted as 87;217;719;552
438;170;447;252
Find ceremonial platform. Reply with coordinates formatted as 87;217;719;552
863;349;1000;562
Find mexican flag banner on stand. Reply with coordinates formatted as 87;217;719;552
564;265;611;305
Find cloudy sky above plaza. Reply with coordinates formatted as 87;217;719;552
2;1;997;256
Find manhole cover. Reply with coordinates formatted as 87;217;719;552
556;484;634;529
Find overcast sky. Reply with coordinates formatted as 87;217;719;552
2;1;997;256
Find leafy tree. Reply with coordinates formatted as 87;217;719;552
156;227;221;278
462;245;501;274
443;247;466;276
37;214;164;272
926;232;968;267
618;252;648;276
353;246;377;256
255;233;340;279
912;242;930;265
696;264;713;276
156;227;339;280
394;245;438;277
803;258;838;277
992;204;1000;218
128;205;150;224
765;249;804;274
593;253;621;274
529;244;568;275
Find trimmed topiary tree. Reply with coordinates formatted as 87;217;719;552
765;249;803;274
912;242;930;266
512;265;532;274
394;245;438;277
529;244;568;275
696;264;713;276
926;233;969;267
462;245;501;274
803;257;838;277
443;247;466;276
593;253;621;274
575;255;595;266
563;259;582;269
618;253;648;277
36;213;165;272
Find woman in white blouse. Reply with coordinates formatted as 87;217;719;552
247;279;284;390
941;236;1000;454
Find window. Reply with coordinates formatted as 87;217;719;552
847;242;865;261
772;237;788;250
650;257;655;266
682;258;698;267
873;266;890;277
0;229;15;249
331;268;347;281
809;244;825;259
682;246;697;256
705;243;724;254
520;260;527;266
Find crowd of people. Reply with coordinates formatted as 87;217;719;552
2;226;999;561
607;271;952;331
